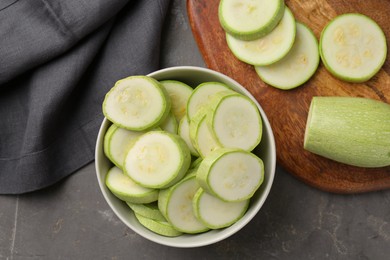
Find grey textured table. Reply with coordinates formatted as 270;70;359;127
1;1;390;259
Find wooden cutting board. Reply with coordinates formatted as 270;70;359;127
187;0;390;193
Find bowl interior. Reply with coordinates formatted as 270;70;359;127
95;66;276;247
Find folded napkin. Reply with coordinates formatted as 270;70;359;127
0;0;171;194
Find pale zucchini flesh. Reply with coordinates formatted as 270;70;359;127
219;0;285;40
304;96;390;167
158;175;209;234
103;76;171;131
226;7;296;66
103;124;145;169
319;13;387;82
159;112;178;134
255;22;320;90
208;92;262;151
186;82;232;122
197;148;264;202
178;115;200;157
190;112;221;158
160;80;193;121
193;188;249;229
124;131;191;189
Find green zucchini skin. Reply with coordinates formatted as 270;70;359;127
304;97;390;168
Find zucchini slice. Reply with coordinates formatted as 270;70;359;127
178;115;200;157
207;91;262;151
189;111;221;158
160;80;193;121
103;76;171;131
105;166;159;204
219;0;285;40
319;13;387;82
126;202;166;222
158;174;209;234
103;124;145;169
123;131;191;189
255;22;320;90
186;82;232;122
192;188;249;229
226;6;296;65
160;112;178;134
197;148;264;202
134;213;183;237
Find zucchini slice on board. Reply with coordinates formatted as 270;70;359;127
255;22;320;90
103;76;171;131
319;13;387;82
226;7;296;66
219;0;285;40
304;97;390;168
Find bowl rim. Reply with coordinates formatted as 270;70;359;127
95;66;276;247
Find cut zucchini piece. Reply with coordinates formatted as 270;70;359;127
226;7;296;66
158;174;209;234
178;115;200;157
219;0;285;41
123;131;191;189
255;22;320;89
192;188;249;229
197;148;264;202
103;76;171;131
126;202;166;222
189;111;221;158
160;80;193;121
186;82;232;122
160;112;178;134
103;124;145;169
304;96;390;167
207;91;262;151
134;213;183;237
319;13;387;82
105;166;158;204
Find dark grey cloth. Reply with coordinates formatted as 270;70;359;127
0;0;171;194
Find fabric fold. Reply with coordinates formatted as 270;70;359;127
0;0;172;194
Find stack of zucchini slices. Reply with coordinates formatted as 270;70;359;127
102;76;265;236
220;0;386;88
219;0;320;90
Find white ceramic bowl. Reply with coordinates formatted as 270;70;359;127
95;66;276;247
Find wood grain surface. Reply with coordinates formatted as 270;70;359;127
187;0;390;193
